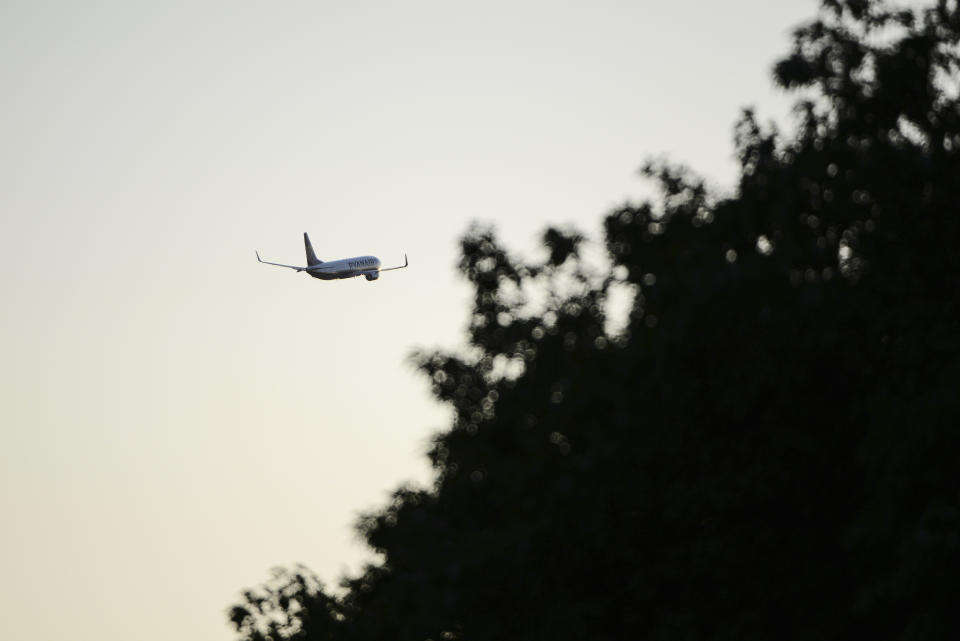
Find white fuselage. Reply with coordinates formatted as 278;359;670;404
308;255;382;280
256;234;406;281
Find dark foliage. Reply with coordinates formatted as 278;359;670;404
231;2;960;639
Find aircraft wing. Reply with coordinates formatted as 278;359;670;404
256;252;307;272
380;254;409;272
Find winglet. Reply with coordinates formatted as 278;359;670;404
380;253;409;272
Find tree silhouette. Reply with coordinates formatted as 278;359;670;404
231;1;960;639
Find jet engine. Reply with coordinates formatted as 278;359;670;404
365;272;380;281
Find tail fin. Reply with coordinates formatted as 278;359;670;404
304;233;322;266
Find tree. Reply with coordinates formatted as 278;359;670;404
231;1;960;639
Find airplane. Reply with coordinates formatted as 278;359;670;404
256;233;408;281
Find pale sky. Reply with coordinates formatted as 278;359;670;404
2;2;821;640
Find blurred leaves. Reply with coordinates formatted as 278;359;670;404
231;2;960;639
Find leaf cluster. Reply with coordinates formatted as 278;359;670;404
231;2;960;639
